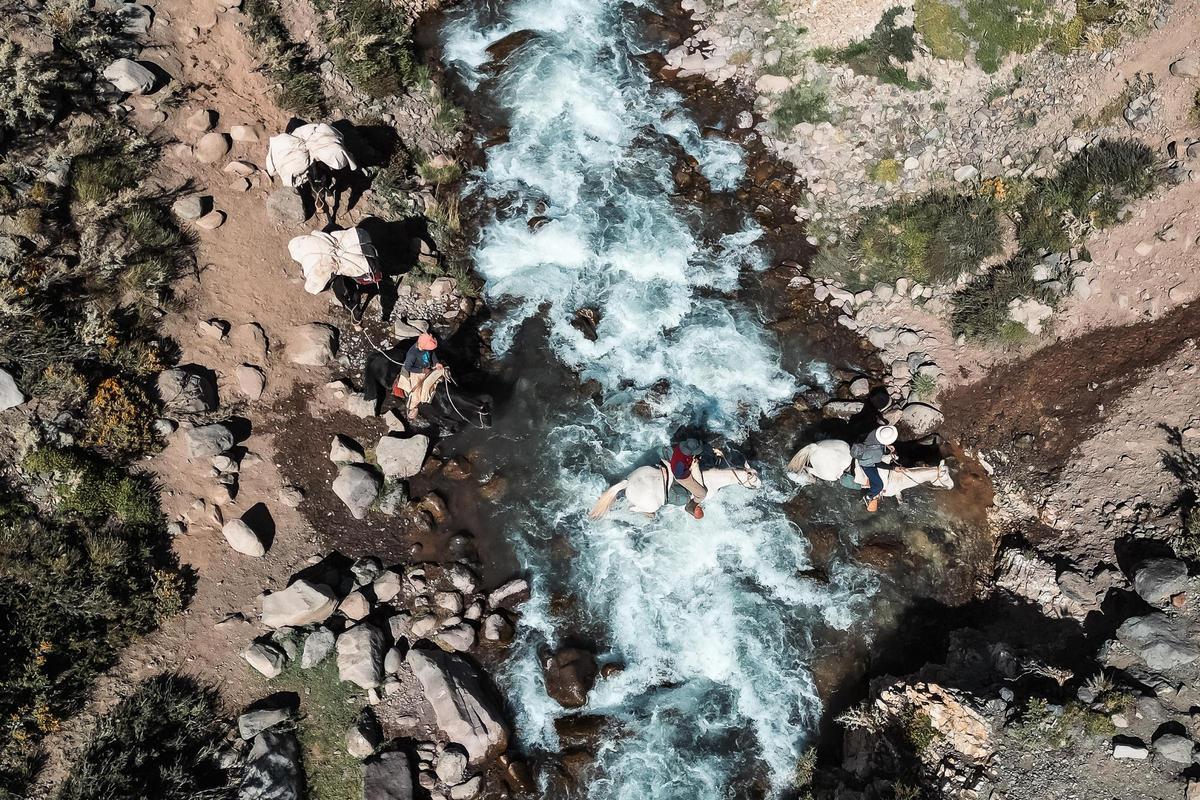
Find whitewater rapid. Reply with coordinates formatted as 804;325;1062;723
443;0;874;795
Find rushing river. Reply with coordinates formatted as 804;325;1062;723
442;0;875;795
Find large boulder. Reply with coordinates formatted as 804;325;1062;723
194;132;231;164
1154;733;1195;763
286;323;338;366
337;623;385;689
223;518;267;557
157;368;218;414
361;751;413;800
242;641;287;678
1115;613;1200;670
375;434;429;479
266;187;309;227
239;730;303;800
261;580;338;628
0;368;27;411
102;58;156;94
185;422;235;457
899;402;944;439
1132;558;1188;605
406;647;510;765
238;706;296;740
542;647;598;709
333;464;381;519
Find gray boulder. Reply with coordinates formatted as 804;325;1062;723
286;323;337;366
261;580;338;628
238;707;296;740
345;710;382;758
223;518;266;557
1132;558;1188;605
821;400;865;420
900;402;944;438
375;434;430;479
266;187;309;227
362;751;413;800
337;623;385;689
242;640;287;678
0;368;26;411
449;776;482;800
329;434;366;464
186;422;235;457
1112;741;1148;759
157;368;217;414
239;730;303;800
487;578;530;610
194;132;231;164
1171;57;1200;77
435;745;467;784
406;647;509;764
237;364;266;400
333;464;381;520
102;58;156;94
1153;732;1195;763
301;626;336;668
1116;613;1200;670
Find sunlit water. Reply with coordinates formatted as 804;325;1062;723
442;0;875;795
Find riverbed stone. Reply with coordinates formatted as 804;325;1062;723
242;640;287;678
262;580;338;628
333;464;381;519
899;402;944;438
406;647;509;764
822;400;864;420
337;623;385;689
542;647;598;709
375;433;429;479
362;751;413;800
329;434;366;464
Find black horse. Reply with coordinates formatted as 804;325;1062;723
361;343;492;435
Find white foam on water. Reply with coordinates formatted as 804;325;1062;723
443;0;876;795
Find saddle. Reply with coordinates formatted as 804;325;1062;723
658;460;696;507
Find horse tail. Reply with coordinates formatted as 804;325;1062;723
786;444;815;476
588;480;628;520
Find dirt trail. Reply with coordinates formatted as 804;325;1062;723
940;299;1200;480
30;0;363;790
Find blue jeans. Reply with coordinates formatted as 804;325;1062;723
862;465;884;498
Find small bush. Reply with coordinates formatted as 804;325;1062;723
242;0;327;116
869;158;902;184
1009;698;1114;749
321;0;419;98
0;40;65;135
55;675;233;800
1018;137;1157;251
915;0;1051;72
949;255;1040;340
773;80;830;130
24;448;159;524
82;377;159;457
417;160;463;186
827;192;1001;288
825;7;930;89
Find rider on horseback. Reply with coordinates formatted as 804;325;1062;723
669;437;724;520
852;424;898;513
394;333;444;421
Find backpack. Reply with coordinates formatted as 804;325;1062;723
851;442;886;466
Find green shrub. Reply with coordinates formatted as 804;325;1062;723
825;7;930;89
772;80;830;130
949;255;1040;340
24;448;160;524
0;477;181;794
1009;698;1114;750
271;659;362;800
242;0;327;116
321;0;419;98
915;0;1051;72
828;192;1001;288
417;160;462;185
869;158;902;184
1018;137;1157;251
55;675;233;800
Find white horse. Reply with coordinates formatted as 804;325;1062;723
588;462;762;520
785;439;954;498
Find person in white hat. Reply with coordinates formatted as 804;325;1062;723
852;424;898;512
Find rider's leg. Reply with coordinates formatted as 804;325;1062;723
675;473;707;501
863;465;884;512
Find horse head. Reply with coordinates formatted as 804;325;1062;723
737;466;762;490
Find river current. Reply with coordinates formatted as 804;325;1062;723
441;1;875;795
